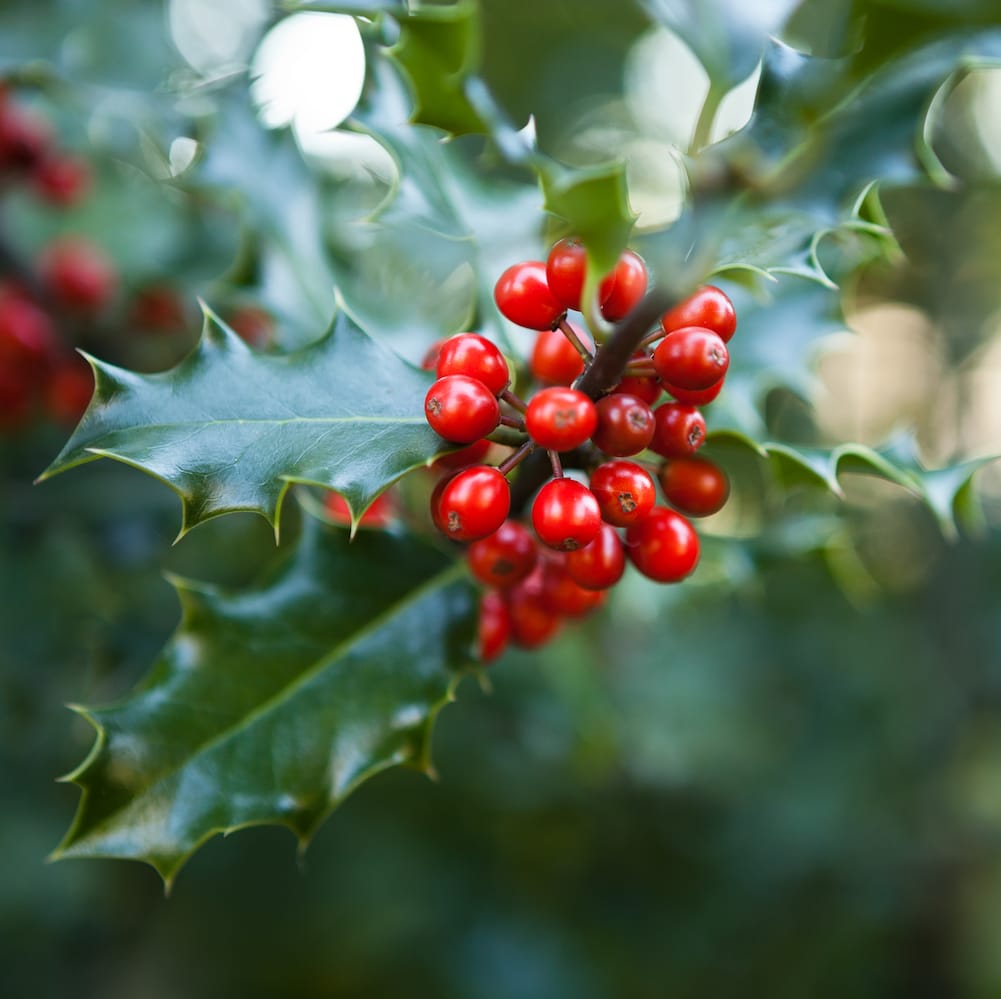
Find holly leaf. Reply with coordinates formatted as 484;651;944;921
40;308;444;536
52;517;477;887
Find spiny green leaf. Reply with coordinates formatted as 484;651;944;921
52;517;477;887
390;0;486;135
40;308;445;537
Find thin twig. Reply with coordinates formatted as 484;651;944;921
497;440;535;476
500;388;527;413
557;317;594;362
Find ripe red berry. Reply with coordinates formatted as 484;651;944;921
545;237;588;311
435;465;510;542
661;285;737;342
32;154;90;206
541;557;606;617
625;507;700;583
614;371;661;405
650;402;706;458
494;261;564;330
525;386;598;451
652;326;729;390
591;393;655;456
531;477;601;552
325;491;396;529
467;520;538;589
599;249;648;321
38;237;116;313
566;523;626;590
659;455;730;517
507;567;561;648
228;305;274;348
589;459;656;527
44;358;93;424
425;374;500;444
530;326;586;385
478;590;511;663
436;333;509;395
661;378;724;406
420;339;446;371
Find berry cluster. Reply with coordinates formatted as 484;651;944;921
0;85;274;434
422;237;737;662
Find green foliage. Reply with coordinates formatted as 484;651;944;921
42;309;445;535
53;518;477;885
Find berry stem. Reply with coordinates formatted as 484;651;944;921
497;440;535;476
624;361;657;377
548;449;564;478
640;329;664;349
500;388;527;413
557;318;594;363
499;414;526;430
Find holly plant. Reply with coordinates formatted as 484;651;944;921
4;0;1001;888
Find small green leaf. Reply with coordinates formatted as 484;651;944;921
40;308;445;537
52;517;477;887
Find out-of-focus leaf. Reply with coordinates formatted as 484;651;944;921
52;518;477;886
41;309;444;536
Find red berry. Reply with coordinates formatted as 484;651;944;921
0;101;49;170
325;491;396;529
566;523;626;590
506;566;561;648
659;455;730;517
525;386;598;451
545;237;588;311
45;357;93;424
652;326;729;390
228;305;274;348
32;154;90;206
599;249;648;321
591;393;655;456
433;437;491;470
421;339;446;371
129;284;188;334
467;520;538;589
650;402;705;458
625;507;700;583
614;372;661;405
436;333;509;395
541;556;606;617
38;237;116;313
530;326;586;385
436;465;510;542
425;374;500;444
531;477;601;552
661;285;737;342
478;590;511;662
494;261;564;330
662;378;724;406
0;293;58;382
589;460;656;527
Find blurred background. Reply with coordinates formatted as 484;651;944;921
4;1;1001;996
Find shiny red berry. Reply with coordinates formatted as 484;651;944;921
494;261;564;330
38;237;116;313
545;237;588;311
478;590;511;663
614;371;661;405
436;333;509;395
436;465;510;542
662;378;724;406
591;393;655;457
661;285;737;342
625;507;700;583
589;459;656;527
467;520;538;589
599;249;648;321
530;326;586;385
507;567;562;648
531;477;601;552
425;374;500;444
650;402;705;458
541;556;606;617
566;523;626;590
652;326;729;390
525;387;597;451
659;455;730;517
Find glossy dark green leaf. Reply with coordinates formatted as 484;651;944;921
40;308;444;536
52;518;477;886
